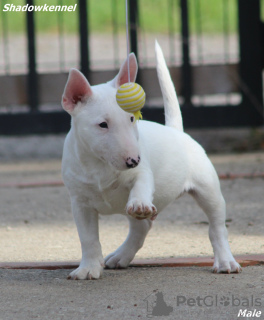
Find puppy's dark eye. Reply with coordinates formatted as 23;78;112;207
99;122;108;128
130;116;134;123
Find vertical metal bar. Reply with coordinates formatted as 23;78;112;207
78;0;90;77
168;0;175;64
111;0;119;68
26;0;38;112
128;0;138;57
223;0;230;105
136;0;147;66
238;0;263;121
180;0;192;106
223;0;230;62
1;4;10;74
194;0;203;63
58;0;65;71
194;0;204;106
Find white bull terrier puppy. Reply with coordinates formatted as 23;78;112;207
61;41;241;280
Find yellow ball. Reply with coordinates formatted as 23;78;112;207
116;82;146;120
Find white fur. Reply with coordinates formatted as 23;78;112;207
61;42;241;280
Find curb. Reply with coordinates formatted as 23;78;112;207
0;255;263;270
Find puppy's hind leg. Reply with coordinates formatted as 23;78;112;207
190;168;241;274
104;216;152;269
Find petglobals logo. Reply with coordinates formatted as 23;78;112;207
176;294;262;308
143;291;263;318
144;291;173;318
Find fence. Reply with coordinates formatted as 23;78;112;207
0;0;263;134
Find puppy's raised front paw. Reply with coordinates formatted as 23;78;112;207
213;259;242;274
126;200;157;220
67;259;104;280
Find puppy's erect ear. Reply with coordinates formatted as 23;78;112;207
110;53;138;88
62;68;93;114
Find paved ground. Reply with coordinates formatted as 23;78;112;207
0;266;263;320
0;135;263;319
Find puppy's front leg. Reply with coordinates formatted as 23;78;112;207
126;169;157;220
67;197;104;280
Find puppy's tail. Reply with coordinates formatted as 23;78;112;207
155;40;183;131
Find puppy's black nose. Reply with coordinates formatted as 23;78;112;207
126;156;140;168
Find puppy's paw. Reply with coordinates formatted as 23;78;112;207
126;199;157;220
67;259;104;280
212;259;242;274
104;248;133;269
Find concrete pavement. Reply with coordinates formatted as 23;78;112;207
0;266;263;320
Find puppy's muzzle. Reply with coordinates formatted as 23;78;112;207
126;156;140;168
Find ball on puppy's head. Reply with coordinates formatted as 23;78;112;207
116;82;146;121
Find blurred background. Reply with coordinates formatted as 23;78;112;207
0;0;264;153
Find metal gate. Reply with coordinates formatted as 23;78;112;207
0;0;263;135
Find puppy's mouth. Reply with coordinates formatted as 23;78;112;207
110;161;135;172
